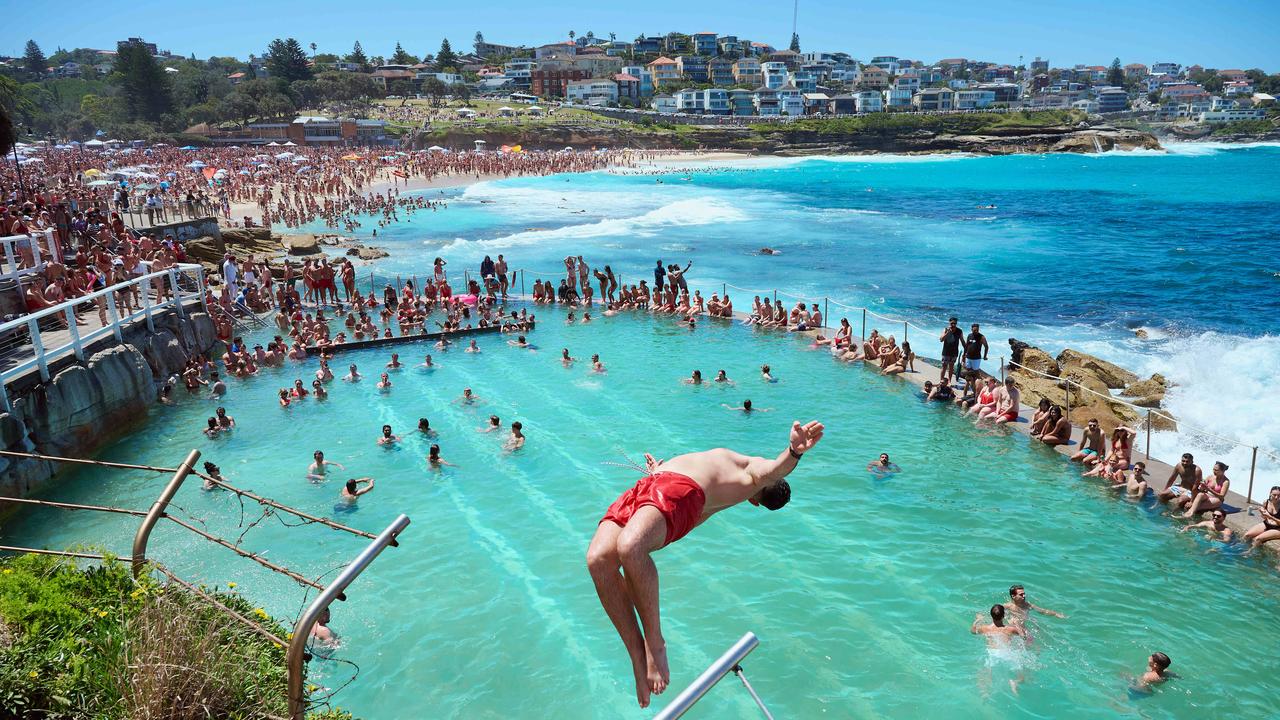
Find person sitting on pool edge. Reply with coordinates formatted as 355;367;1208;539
923;380;955;402
586;420;824;708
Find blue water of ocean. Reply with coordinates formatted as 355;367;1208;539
314;142;1280;494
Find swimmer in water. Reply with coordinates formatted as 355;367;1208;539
1134;652;1173;691
312;379;328;400
591;354;606;373
309;606;339;648
377;424;400;446
343;364;361;382
307;450;345;481
761;364;776;382
421;354;436;369
1003;584;1066;626
504;421;525;451
714;369;733;385
387;353;402;369
417;418;437;437
509;335;529;348
465;339;480;353
866;453;901;475
479;415;502;433
722;399;769;413
435;337;452;350
340;477;375;503
201;461;225;491
377;372;392;391
427;443;456;468
456;387;480;405
684;370;703;385
971;604;1030;695
562;348;578;365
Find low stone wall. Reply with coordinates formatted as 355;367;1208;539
148;217;221;243
0;309;217;504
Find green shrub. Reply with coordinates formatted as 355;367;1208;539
0;553;330;719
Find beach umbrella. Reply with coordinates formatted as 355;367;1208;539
83;169;102;176
282;141;297;146
427;145;445;152
84;139;105;147
134;171;159;179
186;160;207;169
180;145;198;150
266;141;281;147
275;151;294;159
341;153;362;160
238;169;251;175
165;171;177;176
87;179;114;186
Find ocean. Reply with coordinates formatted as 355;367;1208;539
312;142;1280;498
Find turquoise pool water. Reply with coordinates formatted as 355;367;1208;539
5;303;1277;718
319;144;1280;494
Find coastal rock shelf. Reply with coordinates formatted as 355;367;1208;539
1008;339;1174;433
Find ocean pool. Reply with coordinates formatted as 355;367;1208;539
4;302;1278;718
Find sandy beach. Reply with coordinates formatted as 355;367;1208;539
226;150;752;226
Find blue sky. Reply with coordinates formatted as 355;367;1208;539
6;0;1280;70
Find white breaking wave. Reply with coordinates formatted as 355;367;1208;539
1162;140;1280;156
436;198;749;251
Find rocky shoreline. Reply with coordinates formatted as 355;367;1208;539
1007;339;1174;433
185;227;390;278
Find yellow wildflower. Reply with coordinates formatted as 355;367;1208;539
28;670;37;678
98;610;108;618
227;582;237;589
2;568;12;575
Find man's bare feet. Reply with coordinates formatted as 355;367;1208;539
646;641;670;696
629;647;651;708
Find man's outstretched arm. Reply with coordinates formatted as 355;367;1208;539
748;421;824;487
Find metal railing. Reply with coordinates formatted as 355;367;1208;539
654;632;772;720
1003;358;1279;505
0;229;59;287
0;447;406;720
0;262;206;411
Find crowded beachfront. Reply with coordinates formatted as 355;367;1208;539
5;136;1280;716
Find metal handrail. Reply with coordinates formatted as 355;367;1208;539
286;514;410;720
654;632;767;720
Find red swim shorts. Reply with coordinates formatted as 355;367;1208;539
600;472;706;547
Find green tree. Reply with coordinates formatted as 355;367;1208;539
474;31;485;51
422;77;447;106
264;38;312;83
24;40;47;75
223;91;257;124
1107;58;1124;87
257;93;295;120
789;33;801;53
112;42;173;122
346;41;370;72
435;39;458;71
390;42;416;65
569;30;576;42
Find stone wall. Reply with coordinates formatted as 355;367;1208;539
0;310;217;504
149;217;221;244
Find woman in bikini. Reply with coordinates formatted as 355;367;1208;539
967;377;998;417
1181;462;1230;518
1244;486;1280;551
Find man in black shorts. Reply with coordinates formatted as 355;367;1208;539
964;323;989;375
939;317;964;385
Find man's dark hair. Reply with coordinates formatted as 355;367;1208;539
990;604;1006;625
345;478;358;493
759;480;790;510
1151;652;1171;671
1008;584;1023;598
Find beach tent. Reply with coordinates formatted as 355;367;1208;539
265;141;281;147
84;139;105;147
527;106;544;115
282;141;297;146
427;145;445;152
497;106;515;116
341;153;363;160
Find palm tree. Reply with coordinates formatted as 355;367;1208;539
569;30;576;42
309;42;317;59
